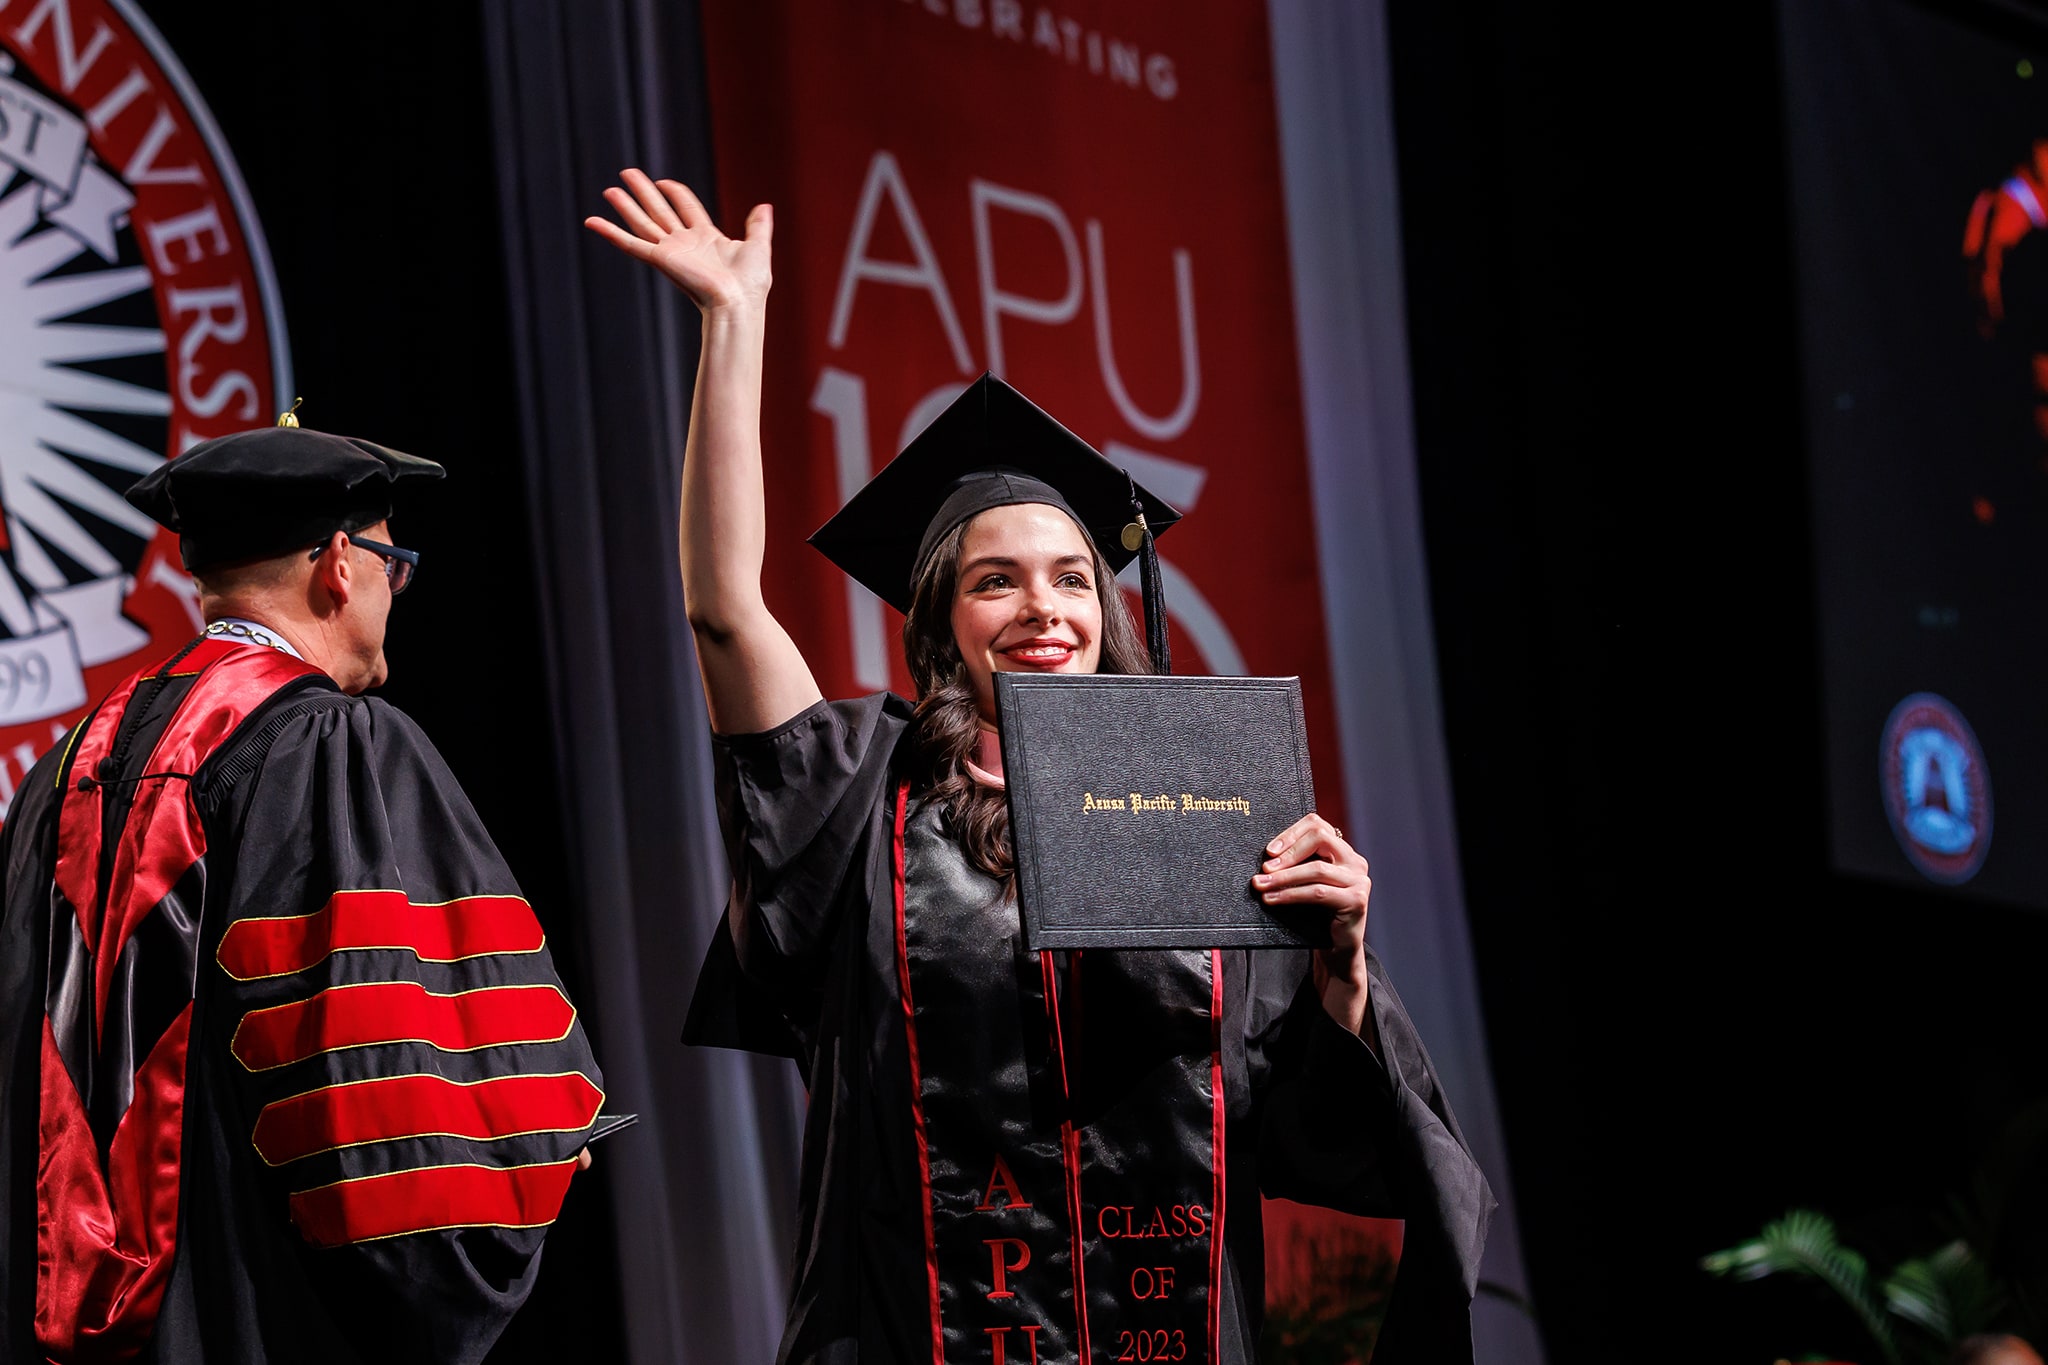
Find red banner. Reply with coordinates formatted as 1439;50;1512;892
700;0;1344;817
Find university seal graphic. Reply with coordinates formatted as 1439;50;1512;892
0;0;288;819
1879;692;1993;886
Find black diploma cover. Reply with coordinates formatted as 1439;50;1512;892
994;674;1320;949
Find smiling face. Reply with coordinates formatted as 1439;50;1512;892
949;502;1105;720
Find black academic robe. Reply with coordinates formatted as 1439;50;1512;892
684;694;1494;1365
0;638;603;1365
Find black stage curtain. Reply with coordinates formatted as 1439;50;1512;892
482;5;804;1362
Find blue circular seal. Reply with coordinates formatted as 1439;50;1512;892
1879;692;1993;885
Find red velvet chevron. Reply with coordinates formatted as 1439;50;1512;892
224;884;600;1249
224;879;602;1252
216;889;545;980
37;639;318;1364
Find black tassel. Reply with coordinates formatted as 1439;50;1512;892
1140;527;1169;675
1126;474;1171;675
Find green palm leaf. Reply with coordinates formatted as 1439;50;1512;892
1884;1241;2003;1345
1702;1210;1900;1365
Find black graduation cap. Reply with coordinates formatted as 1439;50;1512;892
125;416;445;571
809;373;1182;672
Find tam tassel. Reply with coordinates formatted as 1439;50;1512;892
1125;473;1171;675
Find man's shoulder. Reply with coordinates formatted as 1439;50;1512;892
257;690;452;759
197;689;453;809
348;694;455;770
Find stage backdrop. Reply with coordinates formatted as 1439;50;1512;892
488;0;1536;1360
698;0;1336;755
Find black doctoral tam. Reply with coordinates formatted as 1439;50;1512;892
125;425;444;570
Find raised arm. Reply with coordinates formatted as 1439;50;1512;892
585;170;824;734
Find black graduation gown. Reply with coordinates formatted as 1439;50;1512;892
684;694;1494;1365
0;639;603;1365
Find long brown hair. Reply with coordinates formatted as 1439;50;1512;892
903;511;1152;881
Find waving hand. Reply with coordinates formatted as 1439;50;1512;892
584;169;772;314
583;170;819;735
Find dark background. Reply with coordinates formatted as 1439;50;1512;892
128;0;2048;1360
1391;0;2048;1358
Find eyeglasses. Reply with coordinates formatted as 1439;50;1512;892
309;534;420;594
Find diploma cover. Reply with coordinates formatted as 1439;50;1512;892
994;674;1320;949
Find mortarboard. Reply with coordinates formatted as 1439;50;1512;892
809;373;1182;672
125;409;445;571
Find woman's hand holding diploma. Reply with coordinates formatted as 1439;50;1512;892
1253;813;1377;1040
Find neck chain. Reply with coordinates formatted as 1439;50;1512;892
204;620;287;653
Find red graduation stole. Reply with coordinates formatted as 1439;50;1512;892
892;783;1228;1365
36;638;318;1363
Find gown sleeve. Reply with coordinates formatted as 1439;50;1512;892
0;735;70;1363
681;693;913;1057
196;693;604;1365
1248;948;1495;1364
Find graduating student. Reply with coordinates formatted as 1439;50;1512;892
0;424;604;1365
588;171;1491;1364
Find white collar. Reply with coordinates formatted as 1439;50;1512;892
203;617;304;659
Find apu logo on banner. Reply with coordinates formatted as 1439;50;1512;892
0;0;288;819
698;0;1344;809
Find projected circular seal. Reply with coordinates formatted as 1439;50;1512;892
1879;692;1993;886
0;0;290;818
